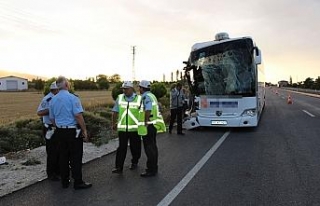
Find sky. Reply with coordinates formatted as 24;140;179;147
0;0;319;84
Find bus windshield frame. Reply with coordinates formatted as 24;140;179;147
189;38;256;97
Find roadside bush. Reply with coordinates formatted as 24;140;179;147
151;82;167;99
19;129;43;150
26;119;43;130
15;119;34;129
88;105;113;120
0;125;44;155
96;110;113;119
111;82;123;100
83;111;108;126
158;96;170;110
0;109;117;154
0;127;14;154
91;127;114;147
83;111;116;147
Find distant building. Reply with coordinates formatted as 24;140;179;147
0;76;28;91
278;80;289;87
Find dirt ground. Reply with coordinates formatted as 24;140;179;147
0;139;118;197
0;90;113;125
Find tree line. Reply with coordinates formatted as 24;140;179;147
288;76;320;90
29;74;121;91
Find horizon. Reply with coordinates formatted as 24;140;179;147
1;69;319;84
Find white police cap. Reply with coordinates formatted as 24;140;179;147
139;80;151;88
50;81;58;90
120;81;134;89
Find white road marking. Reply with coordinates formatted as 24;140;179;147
302;110;315;117
157;131;231;206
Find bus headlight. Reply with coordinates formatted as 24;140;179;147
241;109;256;117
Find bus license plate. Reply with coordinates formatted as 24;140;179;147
211;120;227;125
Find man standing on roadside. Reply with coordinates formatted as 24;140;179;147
37;81;60;181
111;81;142;174
168;82;185;135
49;76;92;190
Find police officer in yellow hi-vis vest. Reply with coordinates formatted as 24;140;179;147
138;80;166;177
111;81;142;173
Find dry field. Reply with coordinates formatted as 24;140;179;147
0;91;114;125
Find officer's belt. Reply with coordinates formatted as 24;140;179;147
57;125;77;129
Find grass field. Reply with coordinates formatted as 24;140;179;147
0;91;114;125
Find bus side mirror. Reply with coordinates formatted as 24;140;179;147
254;47;262;65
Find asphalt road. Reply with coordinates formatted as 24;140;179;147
1;87;320;206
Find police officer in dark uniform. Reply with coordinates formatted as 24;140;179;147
49;76;92;190
37;81;60;181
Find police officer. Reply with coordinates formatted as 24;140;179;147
49;76;92;190
37;81;60;181
138;80;166;177
111;81;142;173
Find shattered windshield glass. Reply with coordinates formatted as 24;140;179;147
190;39;256;96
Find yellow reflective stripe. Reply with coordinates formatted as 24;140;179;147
148;95;157;106
117;94;141;131
151;119;165;124
118;110;139;126
118;95;142;106
147;120;157;124
127;110;139;125
138;121;158;125
156;118;165;122
117;110;128;127
119;102;140;107
118;125;138;129
119;101;140;105
119;104;139;109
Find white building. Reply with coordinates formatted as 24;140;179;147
278;80;289;88
0;76;28;91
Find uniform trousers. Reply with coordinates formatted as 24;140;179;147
56;128;83;184
116;131;141;169
43;126;60;177
169;107;183;133
142;125;158;173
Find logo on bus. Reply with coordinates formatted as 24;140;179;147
216;111;222;116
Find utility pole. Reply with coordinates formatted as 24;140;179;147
132;46;136;81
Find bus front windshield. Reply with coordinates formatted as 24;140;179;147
190;38;256;96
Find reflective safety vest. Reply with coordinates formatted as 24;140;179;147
138;93;166;136
117;94;142;132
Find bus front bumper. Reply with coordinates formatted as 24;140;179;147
183;115;258;129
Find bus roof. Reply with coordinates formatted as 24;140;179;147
191;36;253;52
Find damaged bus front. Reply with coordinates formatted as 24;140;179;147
183;32;265;129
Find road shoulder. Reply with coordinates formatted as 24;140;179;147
0;139;118;197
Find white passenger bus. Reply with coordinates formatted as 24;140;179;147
183;32;265;129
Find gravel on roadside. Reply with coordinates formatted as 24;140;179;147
0;139;118;197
